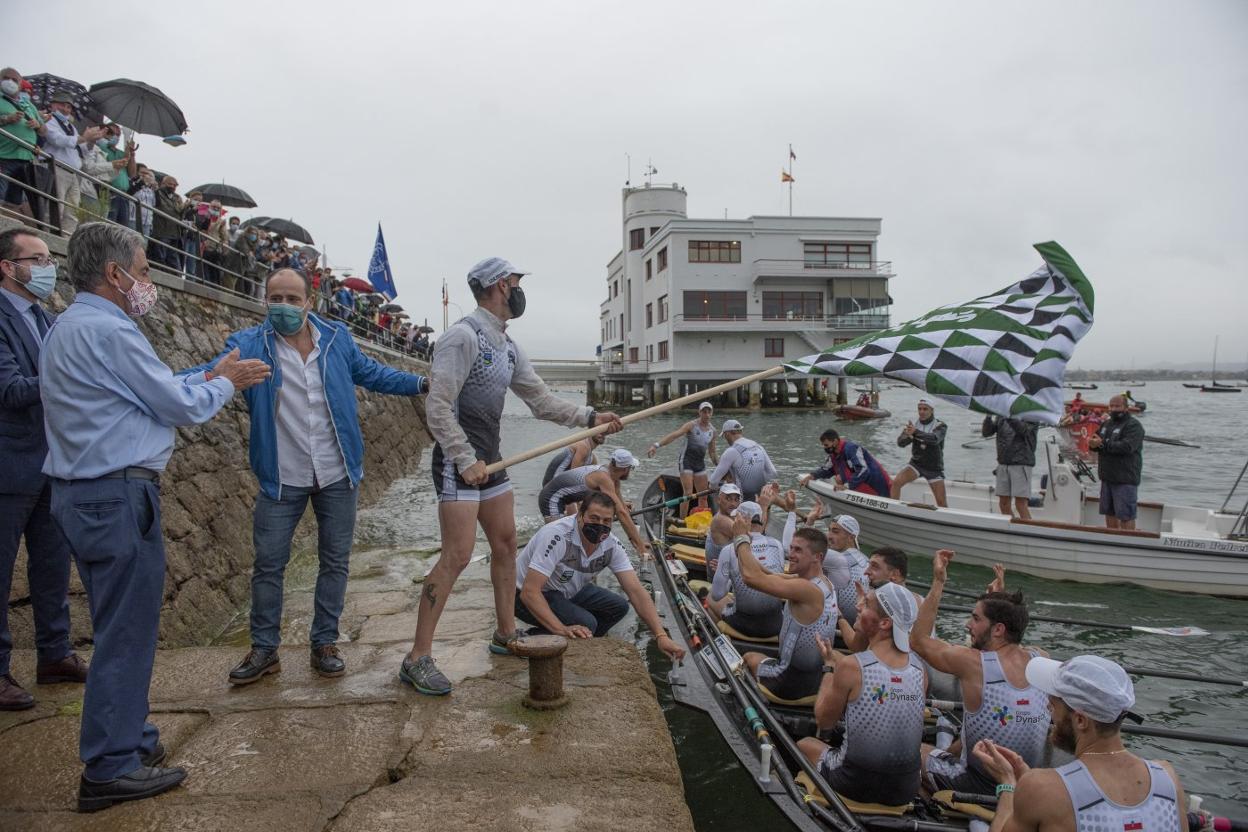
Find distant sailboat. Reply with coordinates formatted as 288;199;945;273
1202;336;1240;393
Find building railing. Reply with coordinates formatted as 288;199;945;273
751;258;894;278
599;356;652;376
670;312;890;329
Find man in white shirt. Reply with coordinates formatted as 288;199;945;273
707;419;777;501
40;92;83;236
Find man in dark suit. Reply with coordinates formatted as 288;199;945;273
0;227;87;710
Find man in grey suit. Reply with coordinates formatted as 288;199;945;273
0;227;87;710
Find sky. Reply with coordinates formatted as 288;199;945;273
11;0;1247;369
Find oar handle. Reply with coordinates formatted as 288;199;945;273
484;366;785;474
631;489;715;518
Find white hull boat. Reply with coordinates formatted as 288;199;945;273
806;442;1248;597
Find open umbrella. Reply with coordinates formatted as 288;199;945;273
297;245;320;259
341;277;374;293
88;78;188;137
190;183;257;209
418;326;435;334
240;216;270;229
254;217;314;245
162;135;187;147
25;73;100;122
380;303;404;313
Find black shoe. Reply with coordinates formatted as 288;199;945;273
227;648;280;686
141;743;166;768
310;645;345;677
77;765;187;813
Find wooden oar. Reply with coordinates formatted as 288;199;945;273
1142;435;1201;449
937;601;1209;637
484;366;785;474
1119;666;1248;689
632;489;714;518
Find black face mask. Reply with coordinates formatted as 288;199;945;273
582;522;611;544
506;285;526;318
1111;410;1127;421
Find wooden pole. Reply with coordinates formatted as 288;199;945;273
484;366;786;474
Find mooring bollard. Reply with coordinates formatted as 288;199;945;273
511;634;570;710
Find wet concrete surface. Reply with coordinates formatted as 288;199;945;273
0;547;694;831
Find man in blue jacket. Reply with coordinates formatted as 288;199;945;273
183;268;428;684
800;429;892;497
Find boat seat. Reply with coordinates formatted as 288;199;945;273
668;524;706;539
757;684;816;707
793;772;912;815
670;543;707;564
688;579;712;595
717;619;780;645
932;790;995;822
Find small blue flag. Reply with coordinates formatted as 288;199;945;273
367;224;397;300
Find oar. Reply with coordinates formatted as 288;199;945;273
632;489;714;518
938;602;1209;637
1119;666;1248;689
1143;435;1201;449
485;366;786;474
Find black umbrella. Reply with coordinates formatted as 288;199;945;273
25;73;101;123
418;326;435;334
380;303;404;313
88;78;188;137
297;245;320;259
254;217;313;245
190;183;257;209
240;216;270;229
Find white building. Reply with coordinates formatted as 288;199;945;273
598;183;893;406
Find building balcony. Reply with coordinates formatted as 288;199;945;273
751;259;893;281
671;312;890;332
600;356;652;377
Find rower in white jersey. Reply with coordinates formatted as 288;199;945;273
648;401;718;519
798;582;927;806
729;511;839;702
972;654;1186;832
708;419;777;501
707;499;791;639
703;483;742;576
816;506;869;625
912;550;1052;796
541;432;605;486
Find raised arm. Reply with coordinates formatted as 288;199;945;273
348;331;427;395
981;415;998;438
730;514;821;606
647;421;691;458
105;327;238;427
509;339;592;428
911;549;980;676
710;543;734;601
594;474;649;556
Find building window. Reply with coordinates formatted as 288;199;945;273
646;344;654;362
804;242;872;268
612;280;618;298
688;240;742;263
646;303;653;328
831;277;891;315
657;294;668;323
657;247;668;272
645;259;652;281
683;290;748;320
763;291;823;320
649;226;659;237
629;228;645;251
764;337;785;357
658;340;669;360
629;347;639;363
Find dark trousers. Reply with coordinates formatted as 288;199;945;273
0;487;74;676
515;583;629;637
148;236;182;272
51;476;163;781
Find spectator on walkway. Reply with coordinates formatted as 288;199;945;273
181;190;204;278
202;200;230;289
75;126;113;222
100;125;135;229
334;280;354;320
233;223;264;298
149;175;184;271
227;215;241;245
0;67;47;227
129;165;157;239
39;91;84;236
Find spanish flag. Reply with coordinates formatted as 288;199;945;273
781;171;795;183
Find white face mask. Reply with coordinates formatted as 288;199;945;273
0;79;19;97
117;266;158;317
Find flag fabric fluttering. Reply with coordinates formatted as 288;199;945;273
789;145;797;161
784;241;1095;424
367;223;397;300
781;171;795;183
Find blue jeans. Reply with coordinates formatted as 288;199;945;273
107;194;132;228
514;583;629;637
0;487;74;676
182;235;199;278
50;475;163;781
250;478;357;651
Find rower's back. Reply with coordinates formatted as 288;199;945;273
959;648;1051;766
1056;756;1181;832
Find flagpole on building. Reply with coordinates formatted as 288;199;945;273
442;279;449;332
788;143;795;216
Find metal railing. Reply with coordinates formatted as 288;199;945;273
670;312;890;329
599;356;652;376
751;258;894;278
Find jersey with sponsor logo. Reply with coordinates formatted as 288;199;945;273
710;533;785;620
827;649;926;773
1056;759;1180;832
515;514;633;599
758;575;838;682
960;650;1051;775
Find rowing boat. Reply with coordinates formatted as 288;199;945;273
834;405;892;420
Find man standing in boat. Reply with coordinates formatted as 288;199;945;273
972;654;1187;832
797;582;926;806
891;399;948;507
708;419;777;501
911;550;1052;797
646;401;718;519
400;257;623;697
799;429;891;497
982;414;1038;520
1088;395;1144;531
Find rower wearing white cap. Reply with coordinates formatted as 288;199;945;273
708;499;786;639
892;398;948;507
708;419;777;501
402;256;624;696
797;582;927;806
537;449;650;557
647;401;718;519
704;482;742;574
973;654;1186;832
820;508;870;625
912;550;1052;797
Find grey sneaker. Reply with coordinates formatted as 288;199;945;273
399;654;451;696
488;629;520;656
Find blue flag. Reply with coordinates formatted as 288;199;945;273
367;224;397;300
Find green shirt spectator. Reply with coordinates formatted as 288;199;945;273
0;94;40;161
103;141;129;191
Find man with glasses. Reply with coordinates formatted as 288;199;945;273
0;229;87;711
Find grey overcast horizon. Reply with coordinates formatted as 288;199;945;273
12;0;1246;370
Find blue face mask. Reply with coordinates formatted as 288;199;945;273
21;263;57;300
267;303;306;336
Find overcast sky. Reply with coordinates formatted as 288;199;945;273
12;0;1247;369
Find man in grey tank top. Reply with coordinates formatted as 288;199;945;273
972;655;1186;832
912;550;1052;796
399;257;623;697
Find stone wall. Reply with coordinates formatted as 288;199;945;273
4;221;431;647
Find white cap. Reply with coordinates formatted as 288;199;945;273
718;483;742;497
831;514;860;539
732;501;764;523
467;257;529;289
698;401;714;411
722;419;744;432
917;398;935;408
875;582;918;652
1025;655;1136;723
609;448;640;469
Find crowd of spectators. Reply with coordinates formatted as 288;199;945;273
0;65;431;359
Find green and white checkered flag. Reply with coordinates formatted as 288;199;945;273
784;241;1094;424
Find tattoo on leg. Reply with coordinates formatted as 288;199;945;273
423;582;437;607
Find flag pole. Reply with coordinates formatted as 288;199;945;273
442;279;449;332
484;366;786;475
788;143;793;216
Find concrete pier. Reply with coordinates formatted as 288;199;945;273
0;545;695;832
